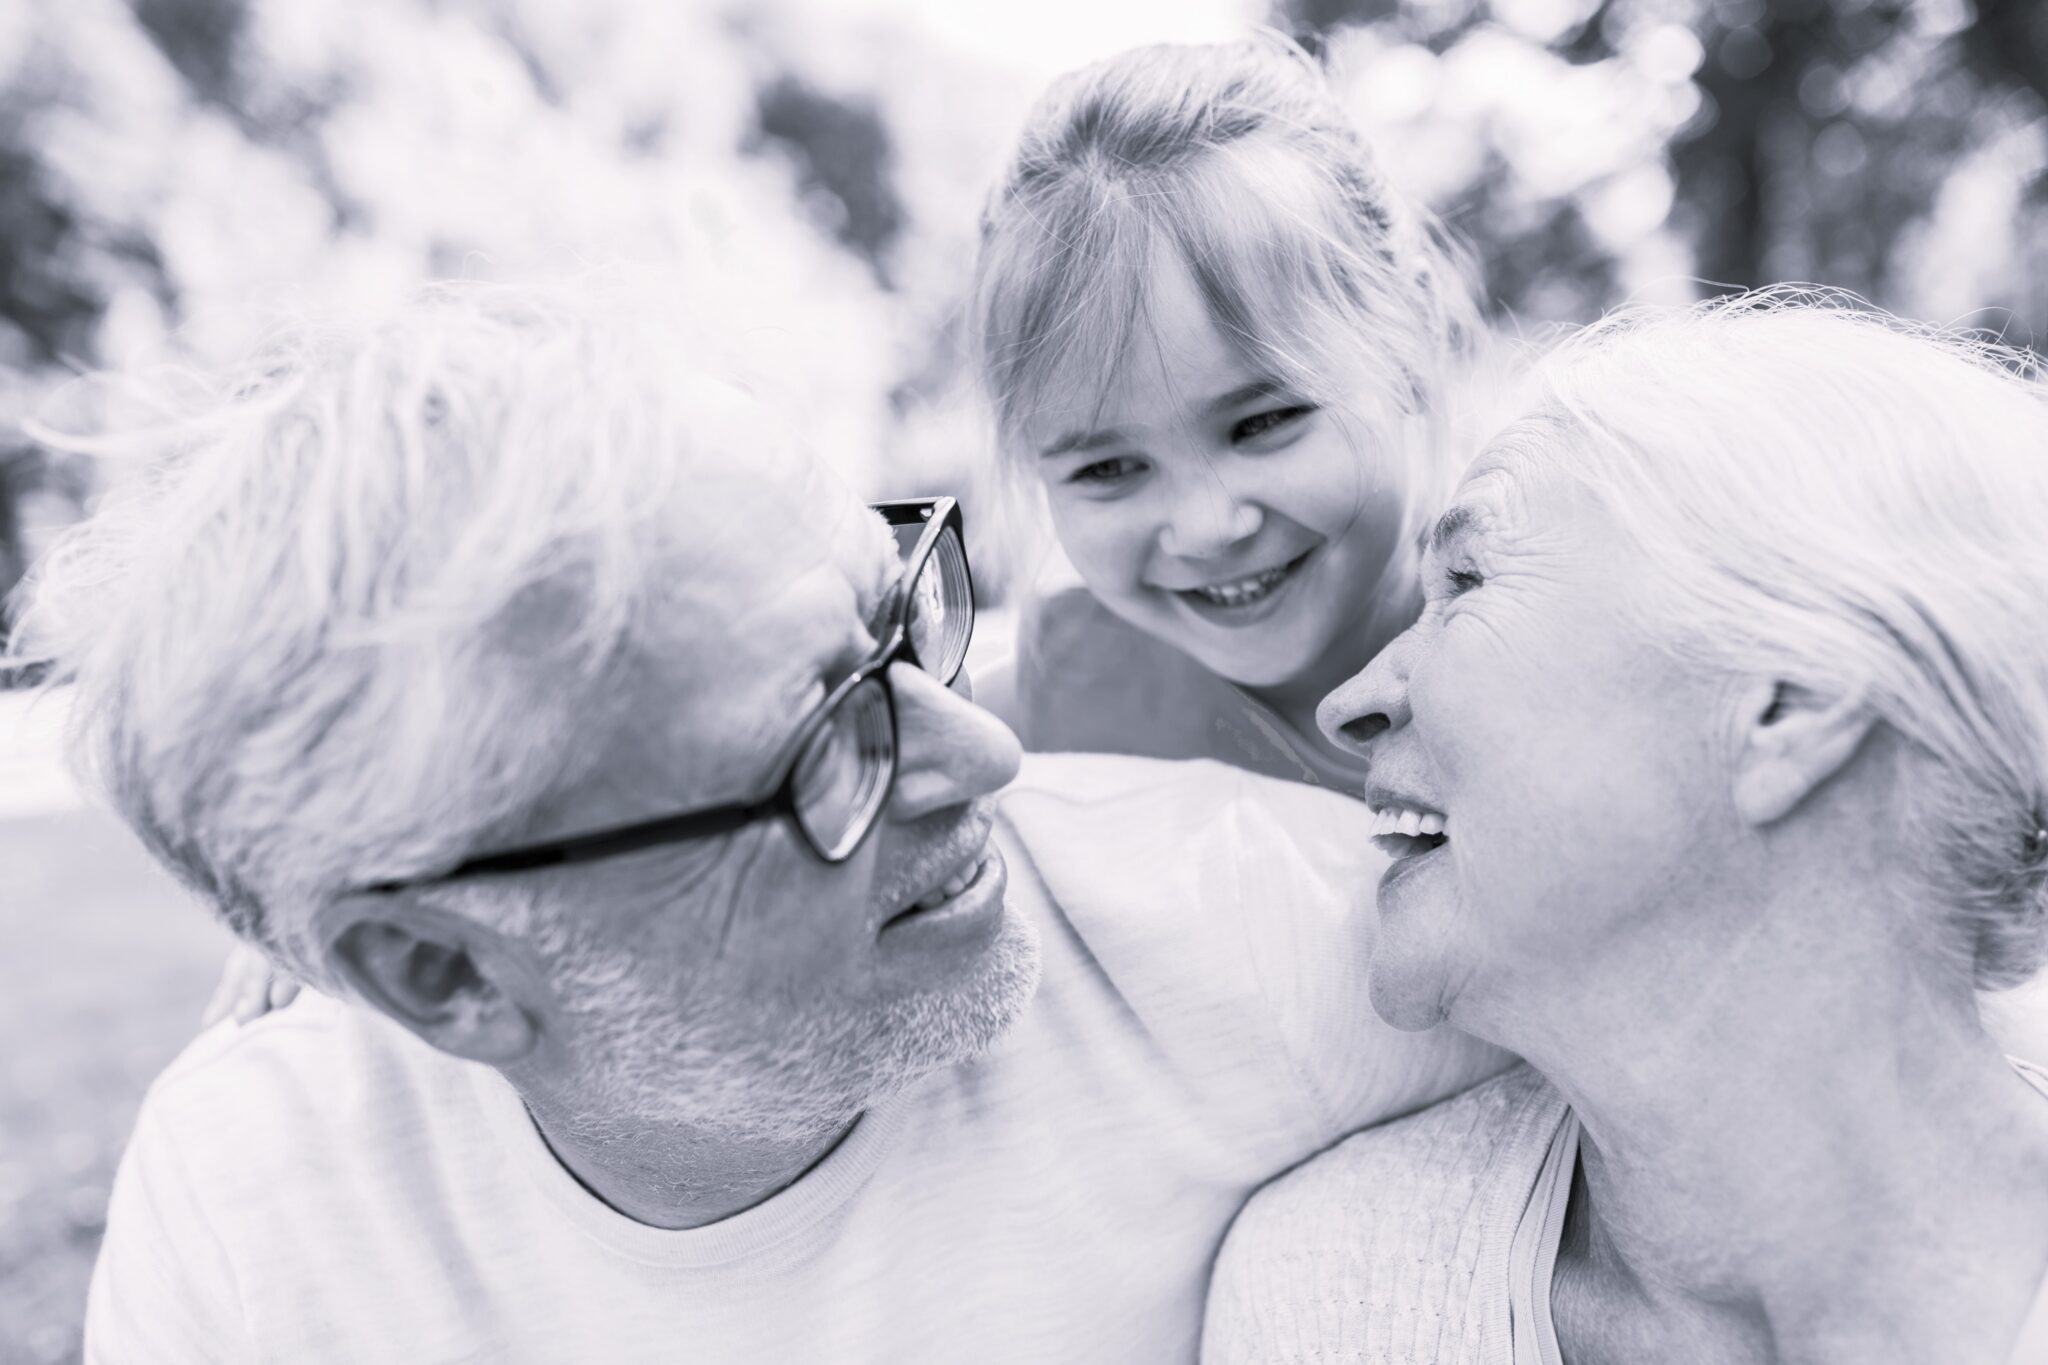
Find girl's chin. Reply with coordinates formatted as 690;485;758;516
1171;612;1333;691
1184;637;1321;692
1115;594;1328;690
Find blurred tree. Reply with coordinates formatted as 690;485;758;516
0;49;105;661
751;75;907;287
1963;0;2048;106
0;0;926;679
1277;0;2048;330
130;0;248;108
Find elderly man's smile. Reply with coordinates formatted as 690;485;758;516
879;850;1007;953
874;802;1009;957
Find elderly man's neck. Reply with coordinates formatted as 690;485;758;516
526;1100;860;1230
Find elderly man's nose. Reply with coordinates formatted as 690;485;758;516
1159;482;1261;560
1317;639;1412;755
887;661;1021;821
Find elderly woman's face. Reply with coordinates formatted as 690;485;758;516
1318;451;1735;1038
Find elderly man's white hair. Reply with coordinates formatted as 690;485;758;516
11;274;833;986
1505;288;2048;990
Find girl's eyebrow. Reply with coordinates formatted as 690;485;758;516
1041;376;1290;456
1041;428;1127;458
1203;377;1288;418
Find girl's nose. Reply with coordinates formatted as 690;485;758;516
1159;479;1262;560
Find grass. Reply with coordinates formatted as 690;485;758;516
0;810;231;1365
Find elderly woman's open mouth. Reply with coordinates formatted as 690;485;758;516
1367;797;1448;860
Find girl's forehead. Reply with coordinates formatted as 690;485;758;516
1016;254;1277;449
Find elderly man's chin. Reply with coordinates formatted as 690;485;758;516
532;879;1040;1146
792;906;1047;1132
892;901;1045;1077
775;914;1046;1135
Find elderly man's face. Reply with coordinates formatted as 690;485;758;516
502;440;1037;1144
1316;448;1737;1045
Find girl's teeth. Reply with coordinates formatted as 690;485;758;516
1397;811;1423;837
1193;564;1290;606
1418;814;1446;836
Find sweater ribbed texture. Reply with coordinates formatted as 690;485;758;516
1209;1060;2048;1365
1204;1065;1563;1365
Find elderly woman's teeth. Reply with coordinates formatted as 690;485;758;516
1371;808;1447;838
1192;565;1290;606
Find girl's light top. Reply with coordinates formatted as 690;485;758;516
992;585;1373;796
1205;1060;2048;1365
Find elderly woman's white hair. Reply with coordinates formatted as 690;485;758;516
8;273;817;986
1505;289;2048;990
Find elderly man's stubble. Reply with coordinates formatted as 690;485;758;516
500;449;1042;1168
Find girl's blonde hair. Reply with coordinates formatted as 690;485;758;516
969;35;1480;522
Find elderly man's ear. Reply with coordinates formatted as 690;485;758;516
1731;679;1879;828
315;896;543;1065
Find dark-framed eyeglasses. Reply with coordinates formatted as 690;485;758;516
363;497;974;894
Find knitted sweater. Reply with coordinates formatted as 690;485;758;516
1204;1062;2048;1365
1203;1065;1556;1364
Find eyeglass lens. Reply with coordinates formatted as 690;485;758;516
793;677;896;859
792;523;971;858
904;527;972;683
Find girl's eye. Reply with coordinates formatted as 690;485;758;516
1231;405;1316;444
1067;456;1145;486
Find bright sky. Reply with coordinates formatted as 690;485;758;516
826;0;1262;81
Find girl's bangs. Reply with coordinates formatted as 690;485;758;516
980;141;1417;451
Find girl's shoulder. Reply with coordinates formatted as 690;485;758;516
1008;585;1238;763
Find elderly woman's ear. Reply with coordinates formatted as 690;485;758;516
1731;679;1879;827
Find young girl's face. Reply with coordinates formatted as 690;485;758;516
1021;252;1416;692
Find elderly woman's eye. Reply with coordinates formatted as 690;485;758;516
1445;567;1484;596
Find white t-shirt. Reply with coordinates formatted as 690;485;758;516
85;753;1506;1364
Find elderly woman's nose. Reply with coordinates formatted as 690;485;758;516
886;660;1022;821
1159;476;1262;560
1318;637;1413;754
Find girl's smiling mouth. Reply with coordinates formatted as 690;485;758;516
1170;548;1317;623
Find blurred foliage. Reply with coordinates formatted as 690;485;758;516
0;0;2044;667
0;0;981;666
1276;0;2048;333
751;74;907;284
